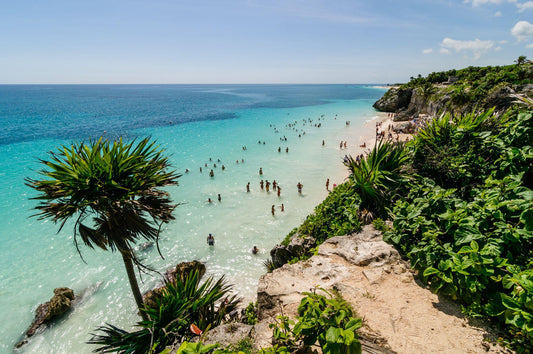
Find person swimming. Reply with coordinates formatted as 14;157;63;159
209;169;214;177
207;233;215;246
252;246;259;254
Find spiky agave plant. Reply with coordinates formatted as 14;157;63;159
88;270;241;353
26;137;181;321
344;140;408;218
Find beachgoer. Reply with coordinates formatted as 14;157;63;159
209;169;214;177
271;205;275;215
246;182;250;193
259;167;263;175
260;180;264;190
222;165;225;170
272;180;277;190
208;198;212;203
344;141;347;149
209;158;212;162
278;147;281;152
214;163;217;168
207;233;215;246
286;147;289;153
322;140;325;146
185;169;189;173
217;194;221;202
200;167;202;172
326;178;330;190
277;186;281;197
265;180;270;192
252;246;259;254
340;141;343;149
297;182;303;194
241;159;244;163
281;203;284;212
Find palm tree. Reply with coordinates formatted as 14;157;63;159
515;55;527;66
26;137;180;321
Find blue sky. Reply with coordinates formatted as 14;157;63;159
1;0;532;84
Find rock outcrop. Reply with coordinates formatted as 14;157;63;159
270;233;316;268
16;287;75;348
372;88;412;112
253;226;506;353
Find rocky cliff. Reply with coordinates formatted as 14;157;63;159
254;226;507;353
373;83;533;121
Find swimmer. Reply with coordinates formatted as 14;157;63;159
207;233;215;246
259;167;263;175
236;160;239;164
278;147;281;152
271;205;275;215
326;178;330;190
286;147;289;153
222;165;225;170
185;169;189;173
241;159;244;163
297;182;303;194
252;246;259;255
214;163;217;168
322;140;325;146
265;180;270;192
246;182;250;193
209;169;214;177
344;141;347;149
218;194;221;202
200;167;202;173
281;203;284;212
277;186;281;197
260;180;264;190
208;198;212;203
272;180;277;190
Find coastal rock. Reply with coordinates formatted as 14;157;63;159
373;88;413;112
203;323;253;347
486;85;516;111
254;225;505;353
270;233;316;268
16;287;75;348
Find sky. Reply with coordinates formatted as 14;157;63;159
0;0;532;84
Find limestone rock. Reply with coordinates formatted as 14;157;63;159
373;88;413;112
16;287;75;348
203;323;253;348
270;233;316;268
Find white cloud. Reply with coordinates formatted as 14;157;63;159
439;48;450;54
466;0;515;6
494;10;502;16
498;40;508;44
517;1;533;11
511;21;533;41
495;46;503;50
439;37;494;59
527;43;533;48
422;48;433;54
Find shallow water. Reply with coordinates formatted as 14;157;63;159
0;85;385;353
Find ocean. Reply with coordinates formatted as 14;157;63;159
0;84;385;353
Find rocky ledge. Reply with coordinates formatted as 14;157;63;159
253;225;507;353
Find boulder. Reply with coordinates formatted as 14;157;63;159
16;287;75;348
373;88;413;112
270;233;316;268
202;323;253;348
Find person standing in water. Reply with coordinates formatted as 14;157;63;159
281;203;285;212
277;186;281;197
271;205;275;215
297;182;303;194
265;180;270;192
209;169;214;177
217;194;221;202
246;182;250;193
260;180;264;190
207;233;215;246
259;167;263;175
326;178;330;190
252;246;259;254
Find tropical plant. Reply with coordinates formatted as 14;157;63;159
515;55;527;66
26;137;181;321
88;270;241;353
270;288;362;354
344;140;408;217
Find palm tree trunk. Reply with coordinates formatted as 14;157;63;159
121;251;149;322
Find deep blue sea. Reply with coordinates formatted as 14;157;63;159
0;84;385;353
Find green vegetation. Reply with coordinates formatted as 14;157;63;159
88;270;240;353
26;137;180;321
403;61;532;109
269;289;362;354
281;181;361;248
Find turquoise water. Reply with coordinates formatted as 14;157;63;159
0;85;385;353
